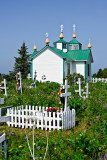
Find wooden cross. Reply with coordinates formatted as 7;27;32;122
0;133;7;159
0;79;8;97
60;80;71;111
16;72;22;94
34;70;37;88
75;78;84;97
83;82;90;98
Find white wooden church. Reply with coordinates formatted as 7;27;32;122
30;25;93;84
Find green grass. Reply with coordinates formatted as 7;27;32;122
0;80;107;160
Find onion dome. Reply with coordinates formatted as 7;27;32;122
33;44;37;50
45;33;49;45
59;32;64;39
72;32;76;39
88;42;91;49
45;37;50;45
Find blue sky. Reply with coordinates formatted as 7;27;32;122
0;0;107;74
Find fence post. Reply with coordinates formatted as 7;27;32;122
53;112;55;130
49;112;51;130
18;109;21;128
15;107;17;127
22;106;24;128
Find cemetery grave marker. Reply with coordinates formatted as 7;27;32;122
16;72;22;94
83;82;90;98
34;70;37;88
60;80;71;111
0;79;8;97
27;73;32;80
0;133;7;159
30;70;37;89
75;78;84;97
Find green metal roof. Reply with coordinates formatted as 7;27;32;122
69;39;82;44
29;51;39;60
67;49;90;61
53;39;68;44
49;46;71;59
30;45;91;61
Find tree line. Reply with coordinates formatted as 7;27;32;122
92;68;107;78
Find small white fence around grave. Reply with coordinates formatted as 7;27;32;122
91;78;107;83
7;105;75;130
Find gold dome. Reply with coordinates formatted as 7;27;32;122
33;44;37;50
72;32;76;39
45;37;50;45
59;32;64;39
88;42;91;49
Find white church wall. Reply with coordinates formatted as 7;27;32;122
72;61;84;77
33;48;63;84
57;43;62;50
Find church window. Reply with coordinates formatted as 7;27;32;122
63;43;66;49
67;63;70;75
74;44;78;50
88;64;90;76
69;45;72;50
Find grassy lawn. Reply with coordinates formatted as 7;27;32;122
0;80;107;160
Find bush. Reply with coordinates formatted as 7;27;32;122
65;73;84;85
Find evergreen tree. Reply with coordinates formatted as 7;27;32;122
97;69;103;78
102;68;107;78
92;73;97;78
14;42;31;79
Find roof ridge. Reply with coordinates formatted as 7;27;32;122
69;39;82;44
53;39;68;44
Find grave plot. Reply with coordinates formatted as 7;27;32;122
7;80;75;130
7;105;75;130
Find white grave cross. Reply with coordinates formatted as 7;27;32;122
60;80;71;111
0;79;8;97
34;70;37;88
75;78;84;97
4;79;8;96
83;82;90;98
16;72;22;94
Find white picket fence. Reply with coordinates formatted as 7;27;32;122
91;78;107;83
7;105;75;130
